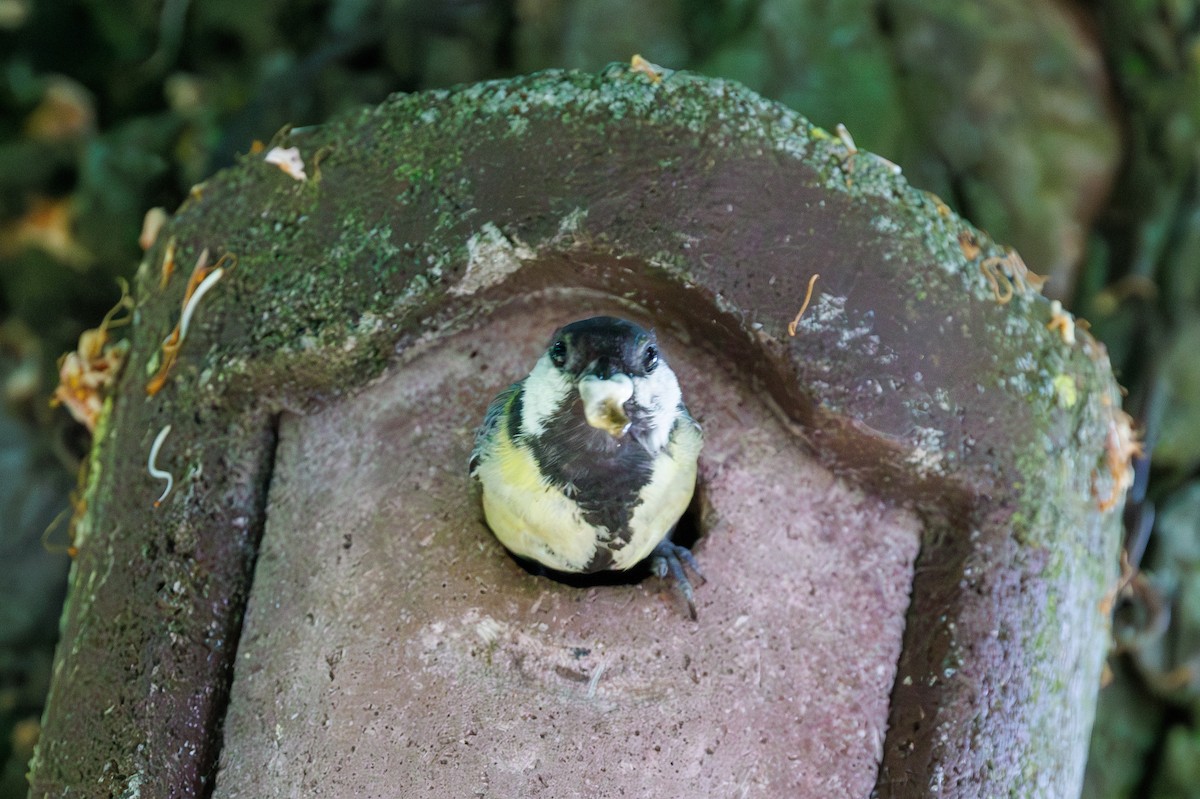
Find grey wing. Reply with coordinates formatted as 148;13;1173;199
677;401;702;435
469;380;522;477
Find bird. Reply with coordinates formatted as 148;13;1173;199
469;316;705;617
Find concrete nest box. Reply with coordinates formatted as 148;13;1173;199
31;67;1127;798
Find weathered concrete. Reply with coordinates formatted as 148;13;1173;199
212;293;920;797
29;67;1125;798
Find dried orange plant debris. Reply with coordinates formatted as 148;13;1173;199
1046;299;1076;345
1098;549;1138;617
24;77;95;141
630;54;665;83
52;281;133;431
788;274;821;336
0;196;92;267
139;207;169;252
1093;401;1140;513
957;231;981;261
979;248;1046;304
146;248;235;396
159;236;178;289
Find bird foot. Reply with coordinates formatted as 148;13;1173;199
650;540;705;620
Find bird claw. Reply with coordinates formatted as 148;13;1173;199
650;540;704;620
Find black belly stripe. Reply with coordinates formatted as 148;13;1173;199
522;399;658;557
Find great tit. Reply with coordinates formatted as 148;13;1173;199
470;316;705;617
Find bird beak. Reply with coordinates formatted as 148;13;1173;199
578;374;633;438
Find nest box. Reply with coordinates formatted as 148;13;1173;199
30;67;1126;798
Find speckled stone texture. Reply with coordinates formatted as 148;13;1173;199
29;67;1124;798
212;294;921;797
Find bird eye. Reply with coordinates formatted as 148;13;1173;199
643;344;659;373
550;339;568;367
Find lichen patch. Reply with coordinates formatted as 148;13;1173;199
450;222;534;296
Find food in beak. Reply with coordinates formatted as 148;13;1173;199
578;374;633;438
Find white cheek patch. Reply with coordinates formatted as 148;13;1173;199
633;362;683;452
520;354;572;437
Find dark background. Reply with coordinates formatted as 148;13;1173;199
0;1;1197;796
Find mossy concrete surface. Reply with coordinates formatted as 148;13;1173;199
28;67;1124;798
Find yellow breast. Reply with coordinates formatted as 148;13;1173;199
475;414;702;573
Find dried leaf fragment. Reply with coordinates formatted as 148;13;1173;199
52;282;133;431
1093;405;1140;512
0;196;92;267
958;231;981;261
159;236;177;289
1046;299;1076;345
140;207;169;252
265;146;307;181
24;76;95;141
630;54;665;83
835;123;858;156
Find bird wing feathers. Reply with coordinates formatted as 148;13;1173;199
470;380;521;476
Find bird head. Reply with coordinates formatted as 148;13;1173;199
522;316;683;451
